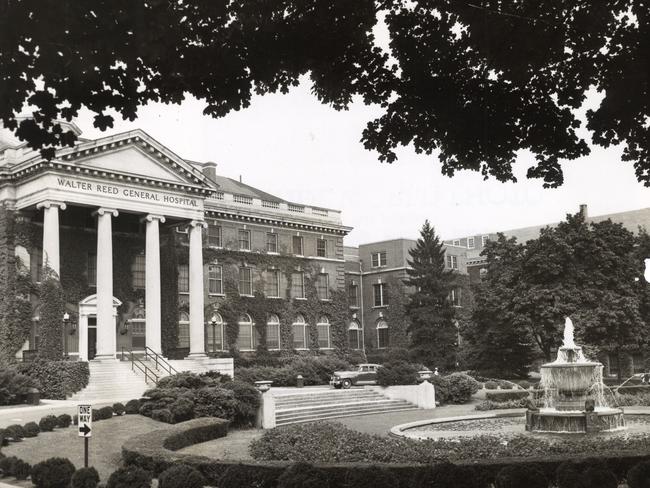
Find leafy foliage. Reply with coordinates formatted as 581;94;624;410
23;421;40;437
495;464;548;488
0;368;39;405
38;415;58;432
405;221;458;369
276;463;330;488
158;464;206;488
376;360;419;386
431;372;480;404
16;359;89;399
71;467;100;488
106;466;152;488
3;3;649;187
37;268;66;359
30;457;76;488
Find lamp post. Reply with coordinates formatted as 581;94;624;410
210;314;217;355
63;312;70;357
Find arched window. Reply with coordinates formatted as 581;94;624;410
178;311;190;348
316;316;331;349
292;314;308;349
376;320;389;349
266;314;280;350
206;312;224;352
237;313;254;351
348;320;362;350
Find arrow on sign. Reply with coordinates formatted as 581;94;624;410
79;424;91;436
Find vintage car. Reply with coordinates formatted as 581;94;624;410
330;363;381;389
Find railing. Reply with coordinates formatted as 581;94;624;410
121;348;159;385
262;200;279;209
288;204;304;213
144;346;179;376
233;194;253;205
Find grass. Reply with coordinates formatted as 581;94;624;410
2;414;163;483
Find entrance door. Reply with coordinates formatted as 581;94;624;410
88;317;97;360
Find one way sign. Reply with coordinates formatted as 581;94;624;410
77;404;92;437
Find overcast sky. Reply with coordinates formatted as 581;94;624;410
72;79;650;247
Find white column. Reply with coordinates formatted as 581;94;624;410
94;208;118;359
143;214;165;354
188;220;207;357
36;201;66;278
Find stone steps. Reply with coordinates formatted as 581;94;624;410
68;360;150;403
272;388;418;426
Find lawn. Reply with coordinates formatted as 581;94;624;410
2;415;163;483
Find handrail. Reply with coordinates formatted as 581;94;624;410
121;347;159;385
144;346;179;376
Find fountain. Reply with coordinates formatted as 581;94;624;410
525;317;625;433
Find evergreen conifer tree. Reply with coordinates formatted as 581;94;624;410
405;220;458;369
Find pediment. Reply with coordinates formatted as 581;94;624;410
76;146;189;184
79;294;122;307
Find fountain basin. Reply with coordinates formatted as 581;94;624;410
540;362;603;411
525;408;625;434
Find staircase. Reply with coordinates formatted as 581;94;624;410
68;360;150;403
273;388;418;426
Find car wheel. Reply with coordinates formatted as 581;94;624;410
342;379;352;389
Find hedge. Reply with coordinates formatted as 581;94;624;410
0;368;40;405
120;418;650;488
16;360;89;400
485;391;530;402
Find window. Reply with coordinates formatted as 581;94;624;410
291;272;305;299
239;267;252;295
481;235;489;247
178;312;190;348
238;229;251;250
316;238;327;257
371;251;387;268
266;233;278;253
237;313;254;350
316;274;329;300
348;283;359;307
292;235;303;255
266;314;280;350
206;312;224;352
266;269;280;298
131;253;146;289
178;264;189;293
208;264;223;294
446;254;458;270
292;315;307;349
208;224;222;247
316;316;331;349
377;320;389;348
453;239;460;246
373;283;388;307
450;287;462;307
87;252;96;287
467;237;475;249
348;321;362;350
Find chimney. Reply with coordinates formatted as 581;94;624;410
201;161;218;183
579;204;588;218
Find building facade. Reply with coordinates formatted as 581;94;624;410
0;123;352;362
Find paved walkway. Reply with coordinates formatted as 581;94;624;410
0;400;116;428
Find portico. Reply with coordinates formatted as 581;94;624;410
11;130;214;360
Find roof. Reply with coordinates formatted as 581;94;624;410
209;174;284;203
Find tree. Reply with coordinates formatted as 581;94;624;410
1;2;648;187
462;235;534;378
405;220;458;369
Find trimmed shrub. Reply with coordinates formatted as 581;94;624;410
157;372;216;389
485;390;530;402
0;428;6;446
71;467;100;488
97;406;114;420
519;380;531;389
193;387;238;419
30;457;76;488
416;462;480;488
158;464;206;488
221;380;261;427
151;408;174;424
235;356;354;387
0;368;40;405
125;399;141;414
217;463;279;488
484;380;498;389
376;361;419;386
582;466;618;488
56;413;72;428
16;360;89;400
13;459;31;480
556;461;585;488
39;415;58;432
628;460;650;488
4;424;25;441
169;397;194;423
106;466;152;488
343;466;399;488
495;464;548;488
0;456;18;477
277;463;329;488
433;373;480;404
475;399;527;411
23;421;40;437
113;402;126;416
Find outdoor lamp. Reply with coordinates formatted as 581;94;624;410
63;312;70;324
210;314;218;354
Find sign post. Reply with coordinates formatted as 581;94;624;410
77;404;92;468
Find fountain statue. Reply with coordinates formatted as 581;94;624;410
525;317;625;433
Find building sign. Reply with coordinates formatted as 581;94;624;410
56;177;199;208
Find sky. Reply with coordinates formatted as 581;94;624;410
72;80;650;247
